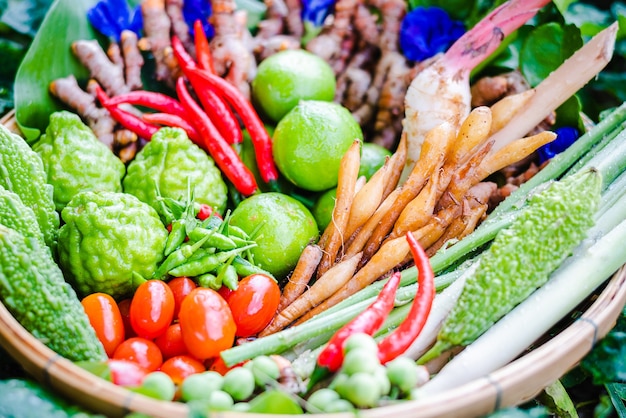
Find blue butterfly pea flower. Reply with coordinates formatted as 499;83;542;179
400;7;465;62
87;0;143;41
537;126;580;164
302;0;336;27
183;0;213;39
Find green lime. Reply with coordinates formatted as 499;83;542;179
252;49;336;122
311;188;336;231
273;100;363;192
229;192;319;279
359;142;392;180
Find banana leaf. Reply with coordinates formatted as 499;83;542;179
13;0;99;143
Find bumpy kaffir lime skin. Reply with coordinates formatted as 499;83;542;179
58;191;168;299
427;169;602;358
0;225;107;362
123;128;228;215
33;111;125;212
0;124;59;251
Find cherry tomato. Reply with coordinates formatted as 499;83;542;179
107;359;149;387
207;356;245;375
160;355;206;385
197;203;221;221
154;323;188;359
226;274;280;337
81;293;125;357
167;277;197;319
113;337;163;372
117;298;136;339
178;288;236;359
217;285;233;301
130;280;175;339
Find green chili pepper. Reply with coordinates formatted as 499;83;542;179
231;255;275;280
218;262;239;291
197;272;222;290
164;219;187;256
153;233;211;279
168;244;257;277
188;226;238;250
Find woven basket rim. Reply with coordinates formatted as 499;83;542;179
2;113;626;417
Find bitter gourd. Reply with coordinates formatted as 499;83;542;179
0;185;45;245
0;224;107;362
419;168;602;363
0;124;59;251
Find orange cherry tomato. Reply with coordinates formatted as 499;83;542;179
113;337;163;372
178;288;236;359
107;359;149;387
226;274;280;337
167;277;197;319
117;298;136;339
159;355;206;385
81;293;125;357
154;323;188;359
130;280;175;339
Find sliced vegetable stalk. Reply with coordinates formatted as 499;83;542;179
418;168;603;364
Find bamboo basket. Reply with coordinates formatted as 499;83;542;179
2;111;626;417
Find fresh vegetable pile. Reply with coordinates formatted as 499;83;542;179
2;0;626;416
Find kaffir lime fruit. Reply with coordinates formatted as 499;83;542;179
272;100;363;192
312;188;336;231
252;49;336;123
359;142;392;180
229;192;318;280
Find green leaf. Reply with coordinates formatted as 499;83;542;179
247;389;304;414
538;380;577;418
606;383;626;417
14;0;99;143
554;95;585;133
520;22;583;87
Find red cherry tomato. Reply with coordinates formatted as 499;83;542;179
159;355;206;385
117;298;136;339
130;280;175;339
207;356;245;375
217;285;233;301
178;288;236;359
197;204;221;221
167;277;197;319
113;337;163;372
81;293;125;357
154;323;188;359
226;274;280;337
107;359;149;387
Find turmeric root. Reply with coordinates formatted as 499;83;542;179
49;75;116;148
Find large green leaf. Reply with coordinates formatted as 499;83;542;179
14;0;98;143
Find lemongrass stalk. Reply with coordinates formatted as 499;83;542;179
418;211;626;396
489;22;618;153
487;101;626;221
571;129;626;189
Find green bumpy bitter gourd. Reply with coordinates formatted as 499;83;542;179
0;225;107;362
0;185;46;246
0;124;59;251
419;168;602;364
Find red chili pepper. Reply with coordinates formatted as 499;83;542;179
105;90;189;120
187;68;279;185
194;19;215;74
142;112;201;143
176;77;258;196
94;84;159;141
376;232;435;364
171;36;243;145
319;271;402;373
